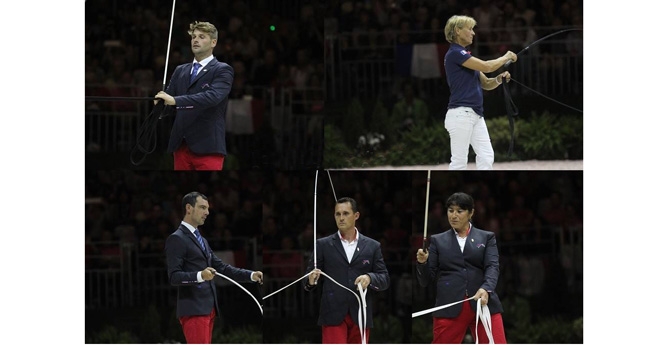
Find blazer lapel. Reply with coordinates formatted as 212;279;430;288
331;233;350;263
349;235;367;264
446;230;459;254
188;58;217;88
465;227;485;255
184;226;208;258
463;232;473;256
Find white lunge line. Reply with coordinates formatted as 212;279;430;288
413;297;494;344
412;297;470;318
475;299;494;344
214;272;263;315
318;271;368;344
262;171;368;343
262;271;312;300
262;271;369;344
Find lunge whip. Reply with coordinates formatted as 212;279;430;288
501;28;583;156
422;170;431;252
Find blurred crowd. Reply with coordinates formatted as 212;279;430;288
85;0;582;104
327;0;583;57
413;171;583;248
263;171;413;277
85;0;325;110
85;170;264;269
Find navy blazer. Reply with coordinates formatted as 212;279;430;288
165;58;233;156
165;224;253;318
304;232;390;328
416;226;503;318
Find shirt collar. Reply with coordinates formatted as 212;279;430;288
453;222;472;238
338;227;359;244
194;55;214;68
181;221;197;234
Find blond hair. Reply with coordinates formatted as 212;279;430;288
188;21;218;40
444;15;476;43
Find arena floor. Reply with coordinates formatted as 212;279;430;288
338;160;584;170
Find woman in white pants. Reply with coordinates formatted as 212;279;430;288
443;15;517;170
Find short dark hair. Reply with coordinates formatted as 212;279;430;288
182;192;208;211
445;192;474;212
336;197;358;213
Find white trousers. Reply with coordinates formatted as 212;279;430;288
444;107;494;170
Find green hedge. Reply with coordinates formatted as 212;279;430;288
324;111;582;168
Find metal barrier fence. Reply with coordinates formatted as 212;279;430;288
85;86;324;169
85;237;259;309
86;223;581;312
268;87;324;169
413;224;583;307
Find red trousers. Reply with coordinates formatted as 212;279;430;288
322;313;370;344
179;307;216;344
173;142;225;170
432;299;507;344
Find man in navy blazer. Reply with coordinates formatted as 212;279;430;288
416;192;507;343
304;197;390;344
165;191;263;344
155;21;233;170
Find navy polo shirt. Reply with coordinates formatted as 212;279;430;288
444;43;484;116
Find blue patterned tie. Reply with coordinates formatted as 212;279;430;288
190;62;201;84
194;229;206;252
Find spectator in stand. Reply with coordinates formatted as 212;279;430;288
251;48;278;89
506;195;535;230
514;0;536;27
271;236;303;279
541;192;566;227
263;216;281;251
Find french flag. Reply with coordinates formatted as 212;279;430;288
396;43;449;79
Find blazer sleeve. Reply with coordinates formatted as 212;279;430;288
416;237;437;287
303;239;323;291
480;232;500;293
165;235;200;286
165;65;183;94
174;64;234;110
210;251;254;283
366;242;390;291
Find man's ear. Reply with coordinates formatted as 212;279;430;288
354;211;360;221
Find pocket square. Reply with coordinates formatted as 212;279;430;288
202;83;210;89
362;259;370;265
476;243;485;248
